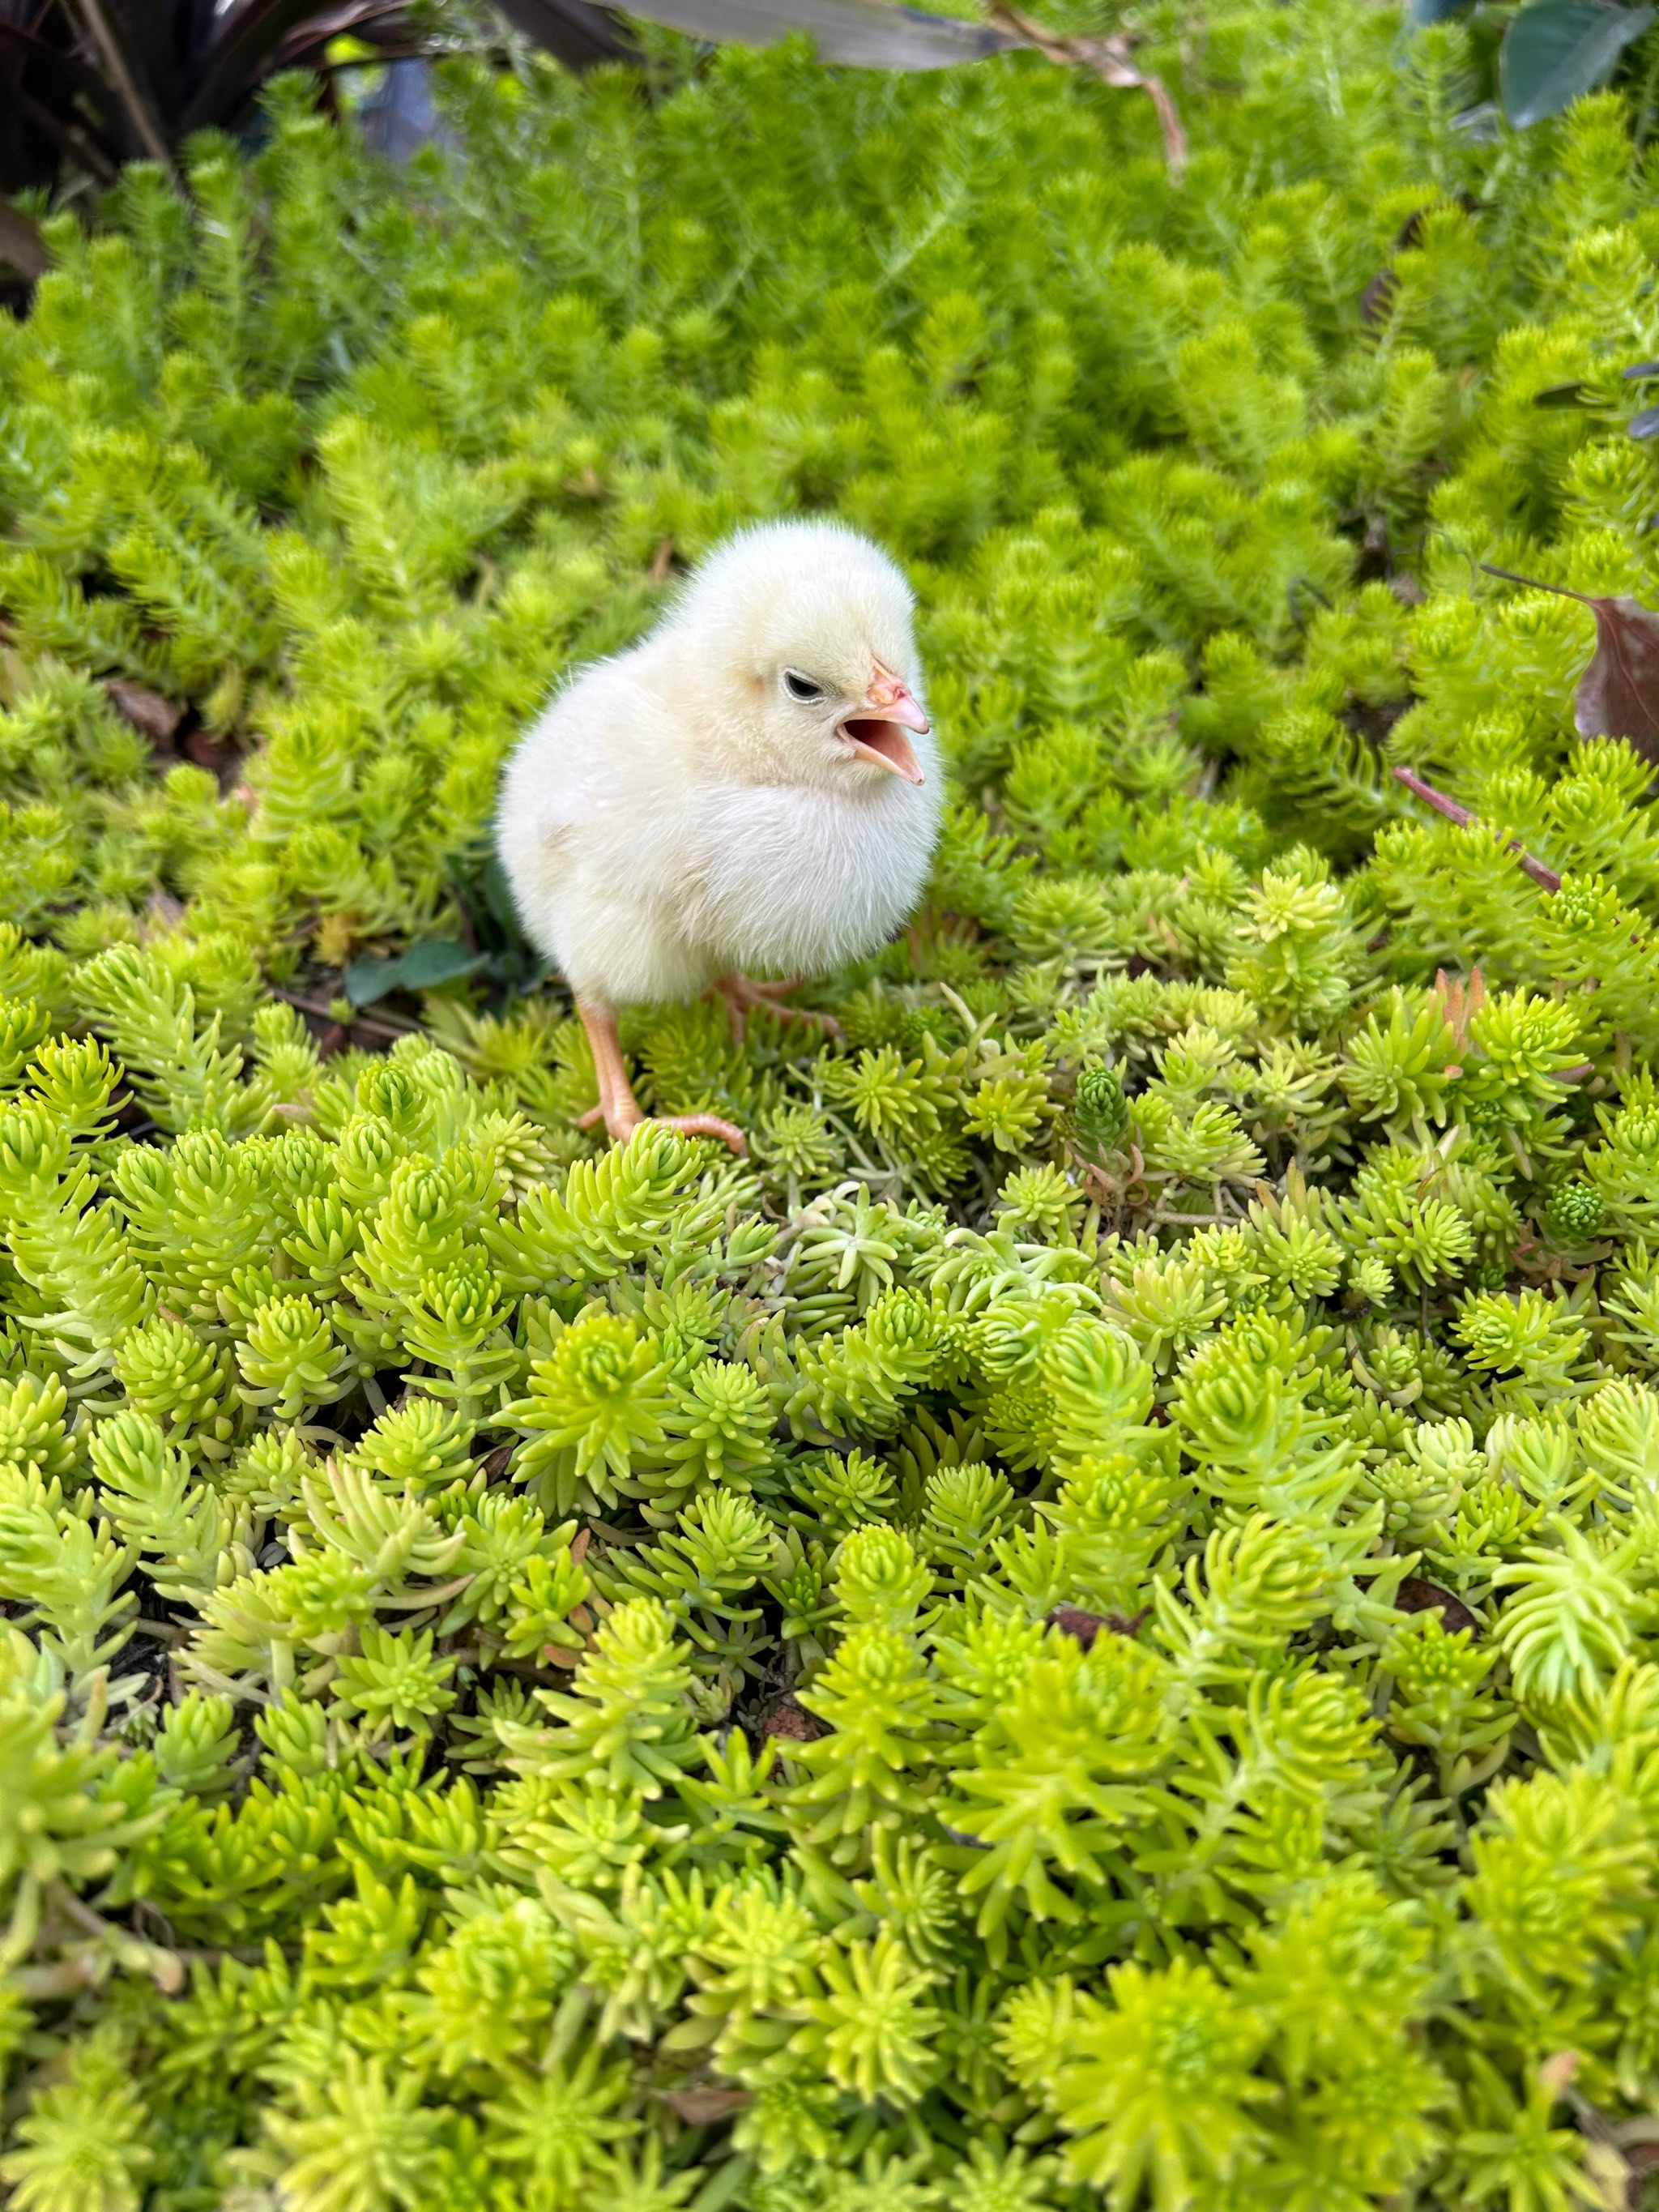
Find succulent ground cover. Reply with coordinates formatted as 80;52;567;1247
9;11;1659;2206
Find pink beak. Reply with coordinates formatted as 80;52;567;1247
842;667;929;784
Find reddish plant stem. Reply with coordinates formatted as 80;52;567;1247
1392;766;1563;894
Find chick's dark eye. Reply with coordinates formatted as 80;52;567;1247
783;670;823;702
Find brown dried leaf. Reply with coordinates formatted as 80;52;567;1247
1482;562;1659;762
1395;1575;1480;1639
1575;594;1659;759
1359;265;1399;333
106;677;182;745
761;1696;827;1743
1359;200;1473;331
1045;1603;1151;1648
659;2087;753;2124
1047;1604;1105;1649
184;728;240;781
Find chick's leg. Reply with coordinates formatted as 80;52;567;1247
715;972;844;1045
574;997;748;1156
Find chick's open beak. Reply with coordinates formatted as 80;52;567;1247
841;669;929;785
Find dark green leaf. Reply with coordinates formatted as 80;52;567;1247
440;843;548;999
1533;382;1590;407
345;941;485;1006
480;854;524;941
181;0;339;128
1630;404;1659;438
1499;0;1653;127
344;955;404;1008
391;940;488;991
584;0;1017;66
1411;0;1475;24
491;0;636;68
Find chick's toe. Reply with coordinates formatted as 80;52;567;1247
714;971;845;1045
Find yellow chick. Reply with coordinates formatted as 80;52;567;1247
496;520;941;1153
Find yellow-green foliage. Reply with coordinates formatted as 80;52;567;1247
7;10;1659;2207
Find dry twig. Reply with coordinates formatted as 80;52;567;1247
987;0;1187;174
1392;766;1562;894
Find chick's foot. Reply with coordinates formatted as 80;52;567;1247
575;997;748;1155
654;1112;749;1152
576;1101;748;1152
714;971;845;1045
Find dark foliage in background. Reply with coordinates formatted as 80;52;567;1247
0;0;1179;246
0;0;630;219
1414;0;1659;134
9;0;1659;283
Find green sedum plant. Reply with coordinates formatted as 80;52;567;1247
12;9;1659;2207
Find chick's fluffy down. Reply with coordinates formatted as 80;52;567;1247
497;521;942;1006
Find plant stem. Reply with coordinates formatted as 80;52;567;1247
1392;766;1563;893
1479;560;1590;605
269;985;417;1044
70;0;176;175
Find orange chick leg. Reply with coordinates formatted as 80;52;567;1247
714;971;845;1045
574;997;748;1156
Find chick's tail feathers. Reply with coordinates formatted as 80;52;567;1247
574;997;748;1155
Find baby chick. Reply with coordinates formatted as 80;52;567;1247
497;520;941;1154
